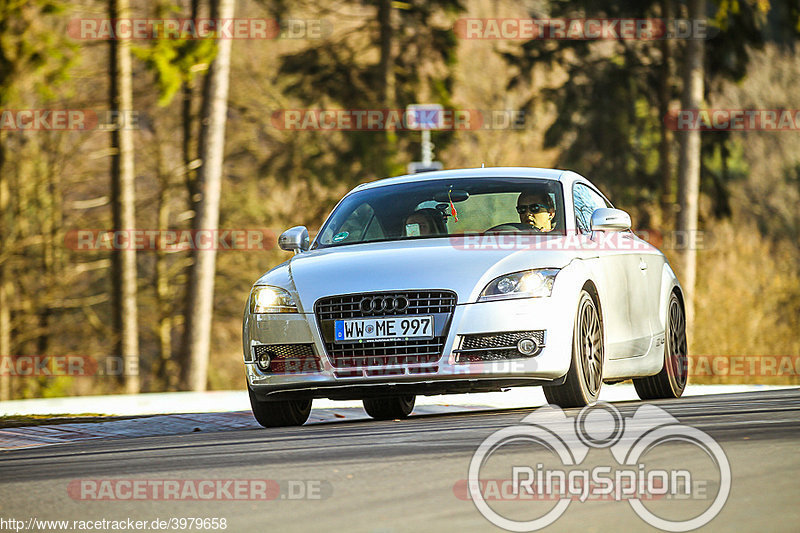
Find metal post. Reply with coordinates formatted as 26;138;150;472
421;130;433;166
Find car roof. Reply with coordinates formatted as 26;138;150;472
351;167;573;192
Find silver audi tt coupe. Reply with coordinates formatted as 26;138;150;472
243;167;688;426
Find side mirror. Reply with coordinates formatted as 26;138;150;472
278;226;310;253
590;208;631;232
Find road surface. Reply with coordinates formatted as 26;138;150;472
1;389;798;532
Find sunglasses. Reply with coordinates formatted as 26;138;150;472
516;203;550;215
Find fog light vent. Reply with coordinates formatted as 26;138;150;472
251;343;320;374
455;330;545;363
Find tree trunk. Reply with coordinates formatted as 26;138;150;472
109;0;140;394
658;0;675;212
0;278;9;401
378;0;395;109
0;135;9;401
181;0;235;391
676;0;705;340
183;0;200;206
378;0;396;174
177;0;201;381
154;136;174;390
37;149;55;357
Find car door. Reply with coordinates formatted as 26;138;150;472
640;246;669;344
573;183;649;358
626;235;661;355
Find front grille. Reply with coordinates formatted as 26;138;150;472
455;330;545;363
315;290;456;320
315;290;456;370
252;343;322;374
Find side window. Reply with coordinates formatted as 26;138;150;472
320;202;384;243
573;183;609;233
362;211;384;241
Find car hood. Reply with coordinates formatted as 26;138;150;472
256;237;576;312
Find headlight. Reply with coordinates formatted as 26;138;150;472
479;269;560;301
250;286;298;313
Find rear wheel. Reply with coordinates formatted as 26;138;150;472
248;387;312;427
634;293;688;400
544;289;604;407
363;395;415;420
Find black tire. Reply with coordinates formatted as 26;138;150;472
633;292;688;400
544;289;604;408
363;395;415;420
248;387;312;427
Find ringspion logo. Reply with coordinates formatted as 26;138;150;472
466;402;730;531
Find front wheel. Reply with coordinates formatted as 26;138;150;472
363;395;415;420
633;292;688;400
544;289;604;407
248;387;312;427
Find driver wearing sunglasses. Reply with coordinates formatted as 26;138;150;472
517;191;556;232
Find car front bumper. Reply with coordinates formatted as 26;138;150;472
243;296;575;401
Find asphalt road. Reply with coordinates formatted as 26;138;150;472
1;388;798;532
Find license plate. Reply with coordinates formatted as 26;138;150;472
334;316;433;343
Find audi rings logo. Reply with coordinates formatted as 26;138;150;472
359;295;410;314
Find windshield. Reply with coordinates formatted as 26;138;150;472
313;177;566;249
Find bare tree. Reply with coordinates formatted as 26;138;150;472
0;282;9;401
659;0;675;210
109;0;140;394
0;135;9;401
378;0;395;109
181;0;235;391
676;0;706;338
183;0;202;209
378;0;397;173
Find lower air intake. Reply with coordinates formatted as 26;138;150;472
252;344;322;374
455;330;545;363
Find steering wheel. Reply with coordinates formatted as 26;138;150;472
484;223;526;234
